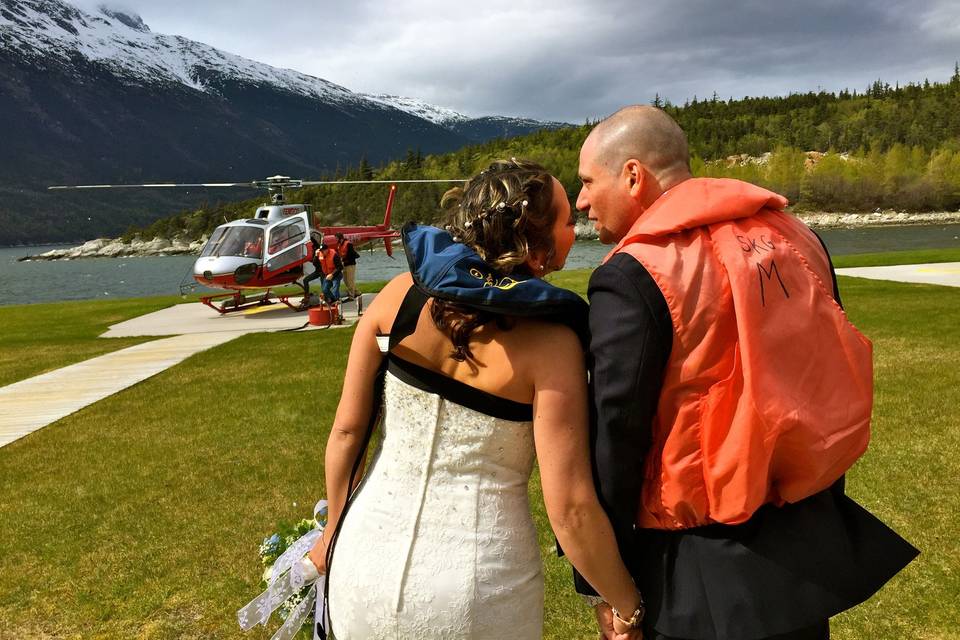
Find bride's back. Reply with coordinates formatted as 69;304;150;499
373;272;572;405
329;275;556;640
326;160;585;640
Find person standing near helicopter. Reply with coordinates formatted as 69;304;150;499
319;240;344;304
336;232;361;301
301;236;326;305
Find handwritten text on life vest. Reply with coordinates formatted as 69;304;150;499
737;234;790;307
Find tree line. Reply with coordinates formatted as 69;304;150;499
128;64;960;242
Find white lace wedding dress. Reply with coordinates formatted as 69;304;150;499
327;361;544;639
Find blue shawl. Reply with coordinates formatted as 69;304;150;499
401;223;589;346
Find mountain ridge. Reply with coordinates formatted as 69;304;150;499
0;0;567;245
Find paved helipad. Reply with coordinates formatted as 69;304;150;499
104;297;368;337
0;295;373;448
835;262;960;288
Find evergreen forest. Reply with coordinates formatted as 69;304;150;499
131;65;960;243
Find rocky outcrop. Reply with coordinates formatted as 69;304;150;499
720;150;853;169
724;152;773;168
796;210;960;228
18;236;207;261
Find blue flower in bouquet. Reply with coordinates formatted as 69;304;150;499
258;533;283;565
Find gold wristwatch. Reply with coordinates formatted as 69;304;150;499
612;593;645;629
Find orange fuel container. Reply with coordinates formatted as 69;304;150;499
308;305;339;326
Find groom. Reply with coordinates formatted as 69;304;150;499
574;106;917;640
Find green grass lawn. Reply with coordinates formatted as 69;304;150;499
831;246;960;268
0;271;957;638
0;296;181;388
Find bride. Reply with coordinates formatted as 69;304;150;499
308;159;643;639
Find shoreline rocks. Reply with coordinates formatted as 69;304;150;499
794;210;960;228
17;236;207;262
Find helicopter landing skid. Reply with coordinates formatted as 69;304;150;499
200;291;275;314
277;293;312;312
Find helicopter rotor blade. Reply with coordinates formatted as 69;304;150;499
299;179;467;186
47;178;467;190
47;182;257;190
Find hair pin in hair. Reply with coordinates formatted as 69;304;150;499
464;221;472;228
496;202;506;212
521;200;528;208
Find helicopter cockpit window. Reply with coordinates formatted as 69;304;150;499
200;226;265;258
268;219;307;254
199;228;227;257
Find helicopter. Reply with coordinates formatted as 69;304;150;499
49;175;463;313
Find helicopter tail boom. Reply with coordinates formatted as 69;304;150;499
382;184;397;230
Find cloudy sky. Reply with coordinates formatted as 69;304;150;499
72;0;959;123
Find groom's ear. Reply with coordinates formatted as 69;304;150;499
623;159;644;198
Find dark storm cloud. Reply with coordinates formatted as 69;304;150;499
70;0;960;122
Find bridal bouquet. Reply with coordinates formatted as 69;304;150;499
238;500;328;640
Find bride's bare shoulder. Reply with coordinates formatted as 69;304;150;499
380;272;414;298
506;318;584;367
364;273;414;333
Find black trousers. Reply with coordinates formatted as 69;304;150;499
302;269;324;294
647;620;829;640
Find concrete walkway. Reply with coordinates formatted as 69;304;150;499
0;294;374;449
0;332;237;448
103;297;368;337
835;262;960;288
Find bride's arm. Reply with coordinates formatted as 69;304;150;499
308;274;410;573
531;325;642;622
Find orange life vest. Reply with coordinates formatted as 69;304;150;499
606;178;873;530
319;247;338;274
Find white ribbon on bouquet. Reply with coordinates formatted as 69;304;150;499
238;499;329;640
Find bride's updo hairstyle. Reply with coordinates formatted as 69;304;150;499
431;158;561;363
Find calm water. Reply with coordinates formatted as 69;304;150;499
2;224;959;306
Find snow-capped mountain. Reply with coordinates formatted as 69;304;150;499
0;0;567;244
1;0;368;104
365;93;568;142
363;94;468;126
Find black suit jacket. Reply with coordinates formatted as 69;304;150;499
573;253;672;595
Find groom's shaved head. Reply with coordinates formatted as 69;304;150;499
577;105;693;243
589;105;691;181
